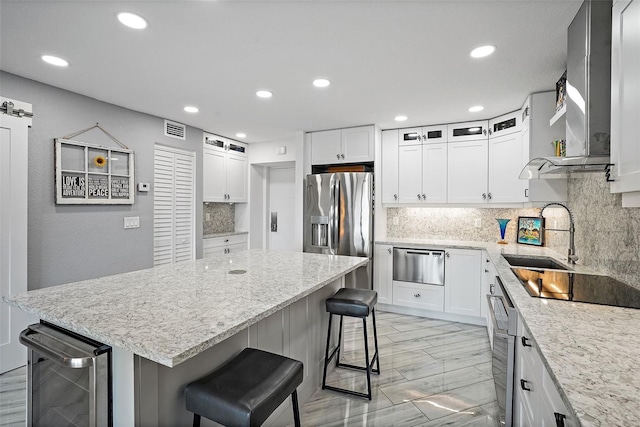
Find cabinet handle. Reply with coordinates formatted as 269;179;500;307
487;192;492;200
485;269;489;273
524;188;529;197
482;193;487;200
417;194;421;200
341;154;345;159
554;413;566;427
224;239;229;243
490;283;495;294
336;154;340;159
422;194;426;200
488;129;492;135
520;379;531;391
393;194;398;200
414;293;421;298
445;252;450;258
388;248;392;254
483;129;487;136
521;336;532;347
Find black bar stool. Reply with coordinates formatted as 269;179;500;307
322;288;380;400
185;348;303;427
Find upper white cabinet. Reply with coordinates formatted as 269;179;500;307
203;133;248;203
448;139;488;204
310;125;374;165
521;92;568;203
448;120;489;142
381;130;399;204
488;111;528;203
610;0;640;203
444;249;482;317
398;142;448;204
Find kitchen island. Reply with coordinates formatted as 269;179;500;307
3;249;368;426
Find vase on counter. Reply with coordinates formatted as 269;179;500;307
496;218;510;244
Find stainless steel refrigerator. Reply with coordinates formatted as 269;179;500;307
303;172;373;289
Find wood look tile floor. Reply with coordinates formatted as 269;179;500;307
0;312;498;426
299;311;499;426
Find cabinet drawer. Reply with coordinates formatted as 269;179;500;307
392;281;444;311
203;234;247;249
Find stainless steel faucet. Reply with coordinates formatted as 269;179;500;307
539;202;578;264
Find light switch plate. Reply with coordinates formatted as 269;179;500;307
393;216;399;225
474;218;482;228
124;216;140;229
206;213;211;221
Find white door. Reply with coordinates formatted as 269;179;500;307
398;144;423;203
202;148;226;202
488;132;527;203
226;153;247;202
153;145;195;266
447;140;489;203
342;126;374;163
0;98;31;373
381;130;399;204
310;129;342;165
268;167;296;251
373;244;393;304
423;142;448;203
444;249;482;317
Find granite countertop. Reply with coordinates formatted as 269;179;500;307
377;238;640;427
203;231;248;239
2;249;367;368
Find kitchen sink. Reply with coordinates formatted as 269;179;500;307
502;254;571;271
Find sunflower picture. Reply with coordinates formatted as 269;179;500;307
93;155;107;168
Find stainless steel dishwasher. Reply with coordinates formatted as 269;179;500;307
19;322;112;427
393;248;445;285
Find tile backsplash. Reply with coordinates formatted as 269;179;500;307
203;203;235;234
387;172;640;289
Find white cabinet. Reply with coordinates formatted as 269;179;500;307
392;281;444;312
513;318;577;427
373;244;393;305
381;130;399;204
399;125;448;144
310;125;374;165
448;120;489;142
520;93;568;203
488;111;528;203
203;134;248;203
444;249;482;317
398;144;423;203
203;234;248;257
447;139;488;203
610;0;640;204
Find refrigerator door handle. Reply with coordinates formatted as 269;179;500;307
330;177;339;255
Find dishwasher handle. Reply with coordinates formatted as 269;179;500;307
20;327;95;368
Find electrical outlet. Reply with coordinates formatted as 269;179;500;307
124;216;140;229
206;213;211;221
393;216;399;225
474;218;482;228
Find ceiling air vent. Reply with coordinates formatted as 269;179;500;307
164;119;186;140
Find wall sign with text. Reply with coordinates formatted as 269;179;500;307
55;138;135;205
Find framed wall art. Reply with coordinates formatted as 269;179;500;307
517;216;545;246
55;138;135;205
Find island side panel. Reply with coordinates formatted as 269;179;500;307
135;277;343;427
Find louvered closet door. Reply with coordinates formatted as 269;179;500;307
154;146;195;266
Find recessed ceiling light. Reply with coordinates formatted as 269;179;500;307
394;115;408;122
313;79;331;88
468;106;484;112
117;12;148;29
41;55;69;67
236;133;247;138
256;90;273;98
184;106;199;113
470;45;496;58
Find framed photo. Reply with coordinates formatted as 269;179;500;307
55;138;135;205
517;217;545;246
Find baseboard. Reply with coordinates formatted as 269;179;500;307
377;303;487;327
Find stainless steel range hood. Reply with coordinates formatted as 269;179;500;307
521;0;612;179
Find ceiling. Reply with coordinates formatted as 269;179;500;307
0;0;582;144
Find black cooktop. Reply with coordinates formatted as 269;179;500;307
511;268;640;309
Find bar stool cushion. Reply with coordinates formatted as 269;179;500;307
185;348;303;427
325;288;377;318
